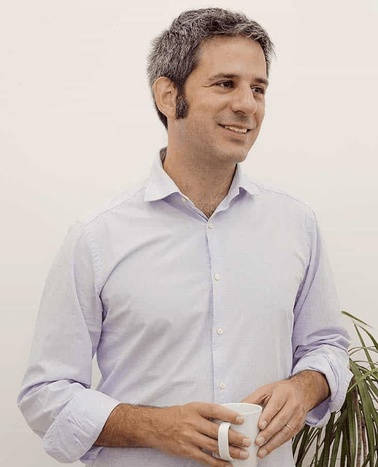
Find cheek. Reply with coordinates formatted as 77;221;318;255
258;105;266;123
180;119;209;142
187;112;214;134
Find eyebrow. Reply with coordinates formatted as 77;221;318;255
207;73;269;87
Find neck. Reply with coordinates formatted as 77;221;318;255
162;147;237;218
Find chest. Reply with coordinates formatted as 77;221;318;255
98;205;308;335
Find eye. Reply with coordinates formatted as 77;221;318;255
251;86;266;95
216;81;234;89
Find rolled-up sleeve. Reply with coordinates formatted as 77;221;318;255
291;210;352;427
17;222;120;463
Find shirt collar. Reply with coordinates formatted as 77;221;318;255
230;162;261;198
144;149;181;202
144;148;261;202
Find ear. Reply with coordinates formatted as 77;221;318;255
152;77;178;120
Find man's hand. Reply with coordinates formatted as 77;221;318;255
149;402;252;466
96;402;251;467
242;370;330;460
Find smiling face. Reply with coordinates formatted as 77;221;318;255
169;35;268;168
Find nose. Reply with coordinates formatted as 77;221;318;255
230;85;258;115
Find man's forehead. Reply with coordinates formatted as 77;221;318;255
194;35;268;79
198;35;265;61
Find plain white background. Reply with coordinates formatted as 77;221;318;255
1;0;377;465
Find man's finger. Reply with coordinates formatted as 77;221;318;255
197;403;245;425
256;422;297;459
198;417;251;449
197;432;250;462
257;390;286;430
255;404;292;445
197;449;233;467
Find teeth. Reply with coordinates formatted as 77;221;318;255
224;125;248;134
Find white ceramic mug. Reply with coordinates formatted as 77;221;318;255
215;403;262;467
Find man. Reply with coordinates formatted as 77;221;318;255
18;8;352;467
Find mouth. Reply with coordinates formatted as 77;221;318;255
220;125;251;135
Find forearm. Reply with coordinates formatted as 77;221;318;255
289;370;330;412
94;403;162;448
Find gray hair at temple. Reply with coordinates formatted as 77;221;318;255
147;8;275;129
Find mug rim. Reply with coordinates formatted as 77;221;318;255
221;402;262;414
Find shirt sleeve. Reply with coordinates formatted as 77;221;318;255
291;209;352;427
17;222;120;463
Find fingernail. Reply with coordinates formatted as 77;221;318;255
242;437;251;447
260;420;267;429
240;450;249;459
259;449;267;458
236;416;245;423
256;436;265;446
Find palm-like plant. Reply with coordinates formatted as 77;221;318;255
293;311;378;467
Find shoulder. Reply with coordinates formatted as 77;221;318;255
247;176;316;216
60;179;147;247
74;179;147;228
243;176;319;235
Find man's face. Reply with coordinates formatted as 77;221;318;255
172;35;268;166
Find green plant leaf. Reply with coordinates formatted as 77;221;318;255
350;359;377;465
342;311;371;327
329;423;342;467
354;324;376;370
360;327;378;353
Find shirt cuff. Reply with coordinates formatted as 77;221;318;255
43;389;121;463
291;353;352;427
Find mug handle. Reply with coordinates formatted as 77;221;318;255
218;422;234;461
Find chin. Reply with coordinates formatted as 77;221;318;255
226;149;250;164
222;142;254;162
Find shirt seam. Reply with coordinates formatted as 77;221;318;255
82;223;102;296
80;184;147;228
304;208;315;265
248;178;314;210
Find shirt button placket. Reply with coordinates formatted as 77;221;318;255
207;219;227;402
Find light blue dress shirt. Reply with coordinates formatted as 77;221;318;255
18;153;352;467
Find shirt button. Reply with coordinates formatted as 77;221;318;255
219;382;226;389
214;273;221;281
217;328;224;335
181;197;187;202
208;222;214;229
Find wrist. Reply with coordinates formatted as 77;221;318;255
125;404;165;448
290;370;330;411
133;405;167;449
